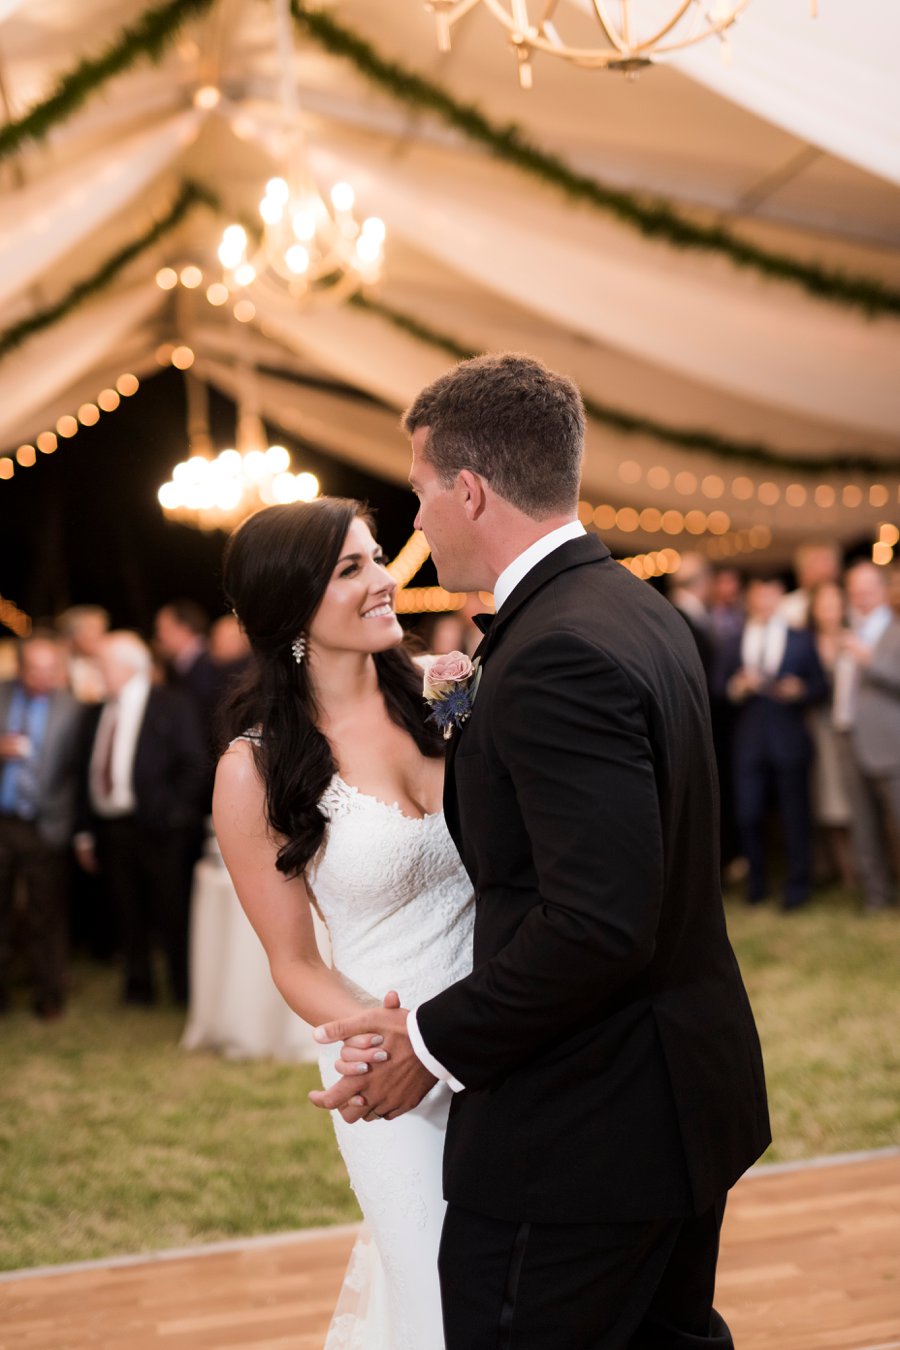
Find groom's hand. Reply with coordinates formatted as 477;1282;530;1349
308;991;436;1124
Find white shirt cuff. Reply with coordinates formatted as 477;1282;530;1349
407;1007;465;1093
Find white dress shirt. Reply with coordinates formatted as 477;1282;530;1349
740;617;788;679
89;673;151;817
407;518;588;1091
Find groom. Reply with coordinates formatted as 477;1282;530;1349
311;354;770;1347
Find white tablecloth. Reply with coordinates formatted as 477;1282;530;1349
181;851;330;1063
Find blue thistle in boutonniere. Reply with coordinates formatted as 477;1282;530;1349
423;651;482;740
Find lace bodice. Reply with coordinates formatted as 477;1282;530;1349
307;775;474;1008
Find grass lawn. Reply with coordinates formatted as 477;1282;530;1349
1;888;897;1271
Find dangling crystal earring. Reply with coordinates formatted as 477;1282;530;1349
291;634;307;665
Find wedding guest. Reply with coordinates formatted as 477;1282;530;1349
75;632;207;1004
154;600;219;733
808;582;855;890
709;566;745;645
780;541;842;630
833;562;900;911
714;578;827;910
56;605;109;704
707;565;745;870
888;562;900;616
0;631;84;1017
209;613;251;671
667;552;714;673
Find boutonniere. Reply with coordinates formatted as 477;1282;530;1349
423;650;483;740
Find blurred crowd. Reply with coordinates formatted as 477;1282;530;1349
666;544;900;916
2;541;898;1021
0;603;250;1019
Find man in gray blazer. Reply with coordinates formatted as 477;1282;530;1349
0;630;84;1016
834;563;900;911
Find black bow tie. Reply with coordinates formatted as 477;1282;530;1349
473;613;495;635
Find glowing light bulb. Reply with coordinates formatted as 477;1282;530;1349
331;181;355;212
285;245;310;274
266;177;290;204
361;216;386;242
260;196;283;225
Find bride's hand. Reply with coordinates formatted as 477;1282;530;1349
308;991;436;1123
332;990;400;1076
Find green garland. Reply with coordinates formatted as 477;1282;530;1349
0;0;216;162
0;184;894;473
294;3;900;321
352;294;900;475
0;181;218;360
2;0;896;319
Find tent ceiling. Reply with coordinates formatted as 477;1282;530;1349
1;0;899;566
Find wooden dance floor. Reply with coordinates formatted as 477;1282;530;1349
1;1152;898;1349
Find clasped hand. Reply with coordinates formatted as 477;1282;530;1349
308;990;437;1124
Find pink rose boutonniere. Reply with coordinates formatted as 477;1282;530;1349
423;650;482;740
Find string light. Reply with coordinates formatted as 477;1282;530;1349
386;530;432;588
0;594;31;637
395;586;467;614
1;372;140;485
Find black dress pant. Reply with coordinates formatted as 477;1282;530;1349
94;816;194;1004
0;815;68;1013
734;755;811;907
439;1197;732;1350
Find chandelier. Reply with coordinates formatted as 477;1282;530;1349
216;0;386;304
426;0;755;85
158;373;319;532
216;172;386;305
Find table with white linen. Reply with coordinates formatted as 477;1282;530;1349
181;833;330;1062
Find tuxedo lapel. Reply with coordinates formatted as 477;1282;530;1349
442;533;611;845
475;534;611;669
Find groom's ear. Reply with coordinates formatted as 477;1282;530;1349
457;469;488;521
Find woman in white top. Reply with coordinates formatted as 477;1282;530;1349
213;498;474;1349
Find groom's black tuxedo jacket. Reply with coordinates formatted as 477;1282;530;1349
417;534;770;1224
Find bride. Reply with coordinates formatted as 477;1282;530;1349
212;497;474;1349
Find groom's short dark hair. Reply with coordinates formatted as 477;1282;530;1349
402;353;584;519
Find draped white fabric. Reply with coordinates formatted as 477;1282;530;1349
0;111;201;312
306;139;900;438
1;0;898;563
668;0;900;188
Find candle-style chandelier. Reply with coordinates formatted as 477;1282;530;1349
426;0;755;85
216;0;386;304
158;370;319;532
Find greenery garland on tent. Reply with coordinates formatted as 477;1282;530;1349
0;0;897;318
0;181;217;361
0;186;896;475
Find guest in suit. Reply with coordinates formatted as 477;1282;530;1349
154;600;219;734
56;604;109;705
833;562;900;911
667;551;715;674
0;631;84;1017
208;613;253;710
75;632;207;1004
714;577;827;910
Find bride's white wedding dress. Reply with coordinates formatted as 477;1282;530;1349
307;773;474;1350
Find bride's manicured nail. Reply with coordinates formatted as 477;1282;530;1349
313;1027;327;1042
355;1063;369;1073
373;1051;388;1062
351;1097;365;1107
371;1035;384;1046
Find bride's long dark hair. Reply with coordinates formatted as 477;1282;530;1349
221;498;445;878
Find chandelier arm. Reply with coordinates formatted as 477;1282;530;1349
588;0;629;54
638;1;754;57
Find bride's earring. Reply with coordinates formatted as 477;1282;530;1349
291;634;307;665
